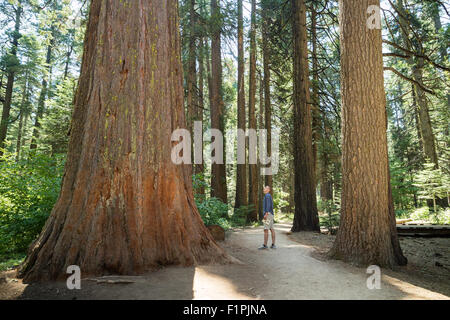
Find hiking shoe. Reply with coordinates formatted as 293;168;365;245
258;244;268;250
271;244;277;249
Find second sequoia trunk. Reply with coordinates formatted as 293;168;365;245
329;0;406;267
18;0;230;282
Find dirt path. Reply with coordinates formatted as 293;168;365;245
1;223;449;300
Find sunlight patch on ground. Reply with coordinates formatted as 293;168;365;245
382;275;449;300
192;267;257;300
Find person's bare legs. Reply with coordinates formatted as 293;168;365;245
270;228;276;245
264;229;269;246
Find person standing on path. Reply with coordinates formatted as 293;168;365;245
259;186;276;250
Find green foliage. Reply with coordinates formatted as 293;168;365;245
318;200;340;235
0;252;25;271
410;206;450;225
0;152;65;255
231;205;253;227
195;197;230;230
193;173;252;230
41;77;76;154
413;163;449;211
390;160;418;210
272;189;289;213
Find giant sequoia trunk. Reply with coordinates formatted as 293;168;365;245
291;0;320;232
247;0;258;221
329;0;406;267
235;0;247;209
18;0;230;282
210;0;227;203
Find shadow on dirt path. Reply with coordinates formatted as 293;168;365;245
1;223;448;300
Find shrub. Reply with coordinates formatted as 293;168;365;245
195;197;230;230
0;153;65;255
318;199;340;234
410;206;450;224
231;205;254;227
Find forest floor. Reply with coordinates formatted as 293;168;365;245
1;223;449;300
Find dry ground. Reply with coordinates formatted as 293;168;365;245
1;223;449;300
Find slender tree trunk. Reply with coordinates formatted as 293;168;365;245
210;0;227;203
257;74;264;219
320;123;333;202
430;2;449;108
194;38;206;197
396;0;438;168
329;0;406;267
235;0;247;209
412;60;438;167
187;0;198;139
15;70;29;161
64;43;73;80
310;4;321;184
247;0;258;221
291;0;320;232
262;2;272;191
30;36;54;151
397;0;446;207
18;0;231;283
0;4;22;155
411;84;424;153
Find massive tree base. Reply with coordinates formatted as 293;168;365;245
16;0;234;283
18;195;237;283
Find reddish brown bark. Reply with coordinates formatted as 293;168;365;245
194;38;206;196
235;0;247;209
310;4;320;184
0;3;22;155
210;0;227;203
18;0;230;282
247;0;258;221
262;1;272;191
291;0;320;232
329;0;406;267
186;0;198;137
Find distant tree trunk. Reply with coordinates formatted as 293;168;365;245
412;60;438;167
235;0;247;209
30;35;54;151
429;2;449;108
320;124;333;202
247;0;258;221
186;0;198;139
411;85;424;153
396;0;438;168
329;0;407;267
194;38;206;197
258;74;264;219
0;4;22;155
291;0;320;232
64;43;73;80
262;2;272;191
310;4;320;184
16;70;29;161
18;0;230;283
210;0;227;203
397;0;446;208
